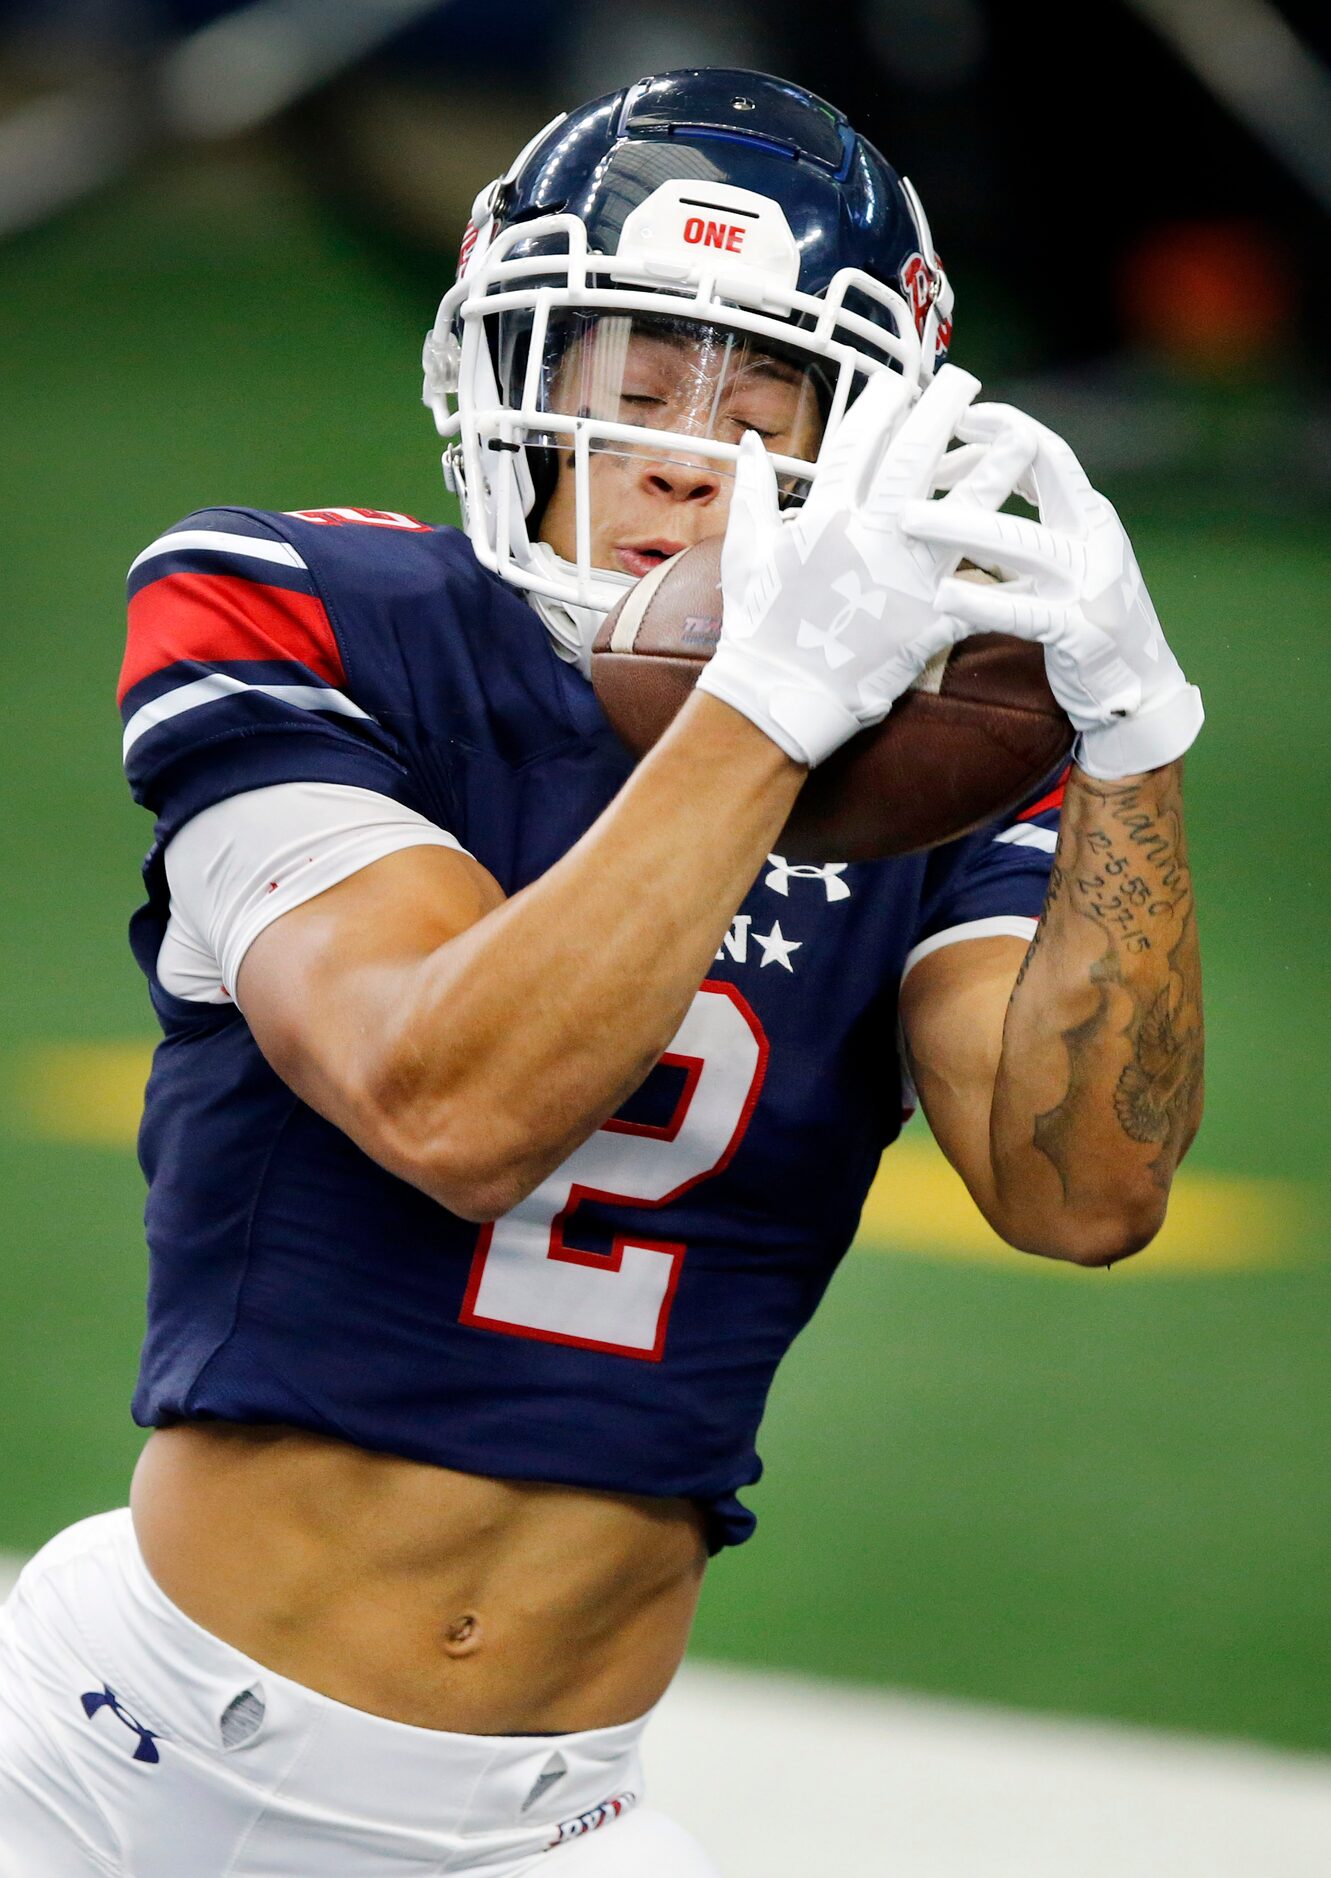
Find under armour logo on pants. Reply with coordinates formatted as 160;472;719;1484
81;1685;161;1763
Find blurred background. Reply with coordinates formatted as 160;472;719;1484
1;1;1328;1870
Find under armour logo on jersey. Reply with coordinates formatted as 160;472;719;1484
796;571;887;668
522;1750;569;1812
765;854;851;902
80;1686;161;1764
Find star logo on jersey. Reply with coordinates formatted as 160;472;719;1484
715;916;801;970
796;571;887;668
80;1686;161;1764
765;854;851;902
753;920;801;970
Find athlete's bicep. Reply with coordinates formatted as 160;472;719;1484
898;935;1027;1225
162;780;503;1141
239;841;504;1118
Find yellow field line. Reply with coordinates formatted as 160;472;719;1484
19;1042;156;1149
11;1043;1317;1276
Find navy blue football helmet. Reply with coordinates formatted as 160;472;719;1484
423;69;954;663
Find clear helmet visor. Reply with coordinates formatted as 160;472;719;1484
428;196;931;656
502;310;830;579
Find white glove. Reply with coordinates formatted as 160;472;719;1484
902;407;1204;780
697;364;1038;766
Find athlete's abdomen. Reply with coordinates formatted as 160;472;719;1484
129;1421;707;1733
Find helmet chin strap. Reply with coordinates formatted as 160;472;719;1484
524;542;609;676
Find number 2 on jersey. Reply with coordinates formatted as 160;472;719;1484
459;982;768;1360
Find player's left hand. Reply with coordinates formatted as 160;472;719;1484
901;407;1204;779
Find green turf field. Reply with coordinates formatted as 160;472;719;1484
2;156;1327;1756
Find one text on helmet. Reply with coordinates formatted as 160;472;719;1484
682;218;746;253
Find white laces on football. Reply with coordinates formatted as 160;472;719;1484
902;406;1204;780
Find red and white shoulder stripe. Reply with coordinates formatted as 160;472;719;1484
989;765;1069;855
119;518;369;763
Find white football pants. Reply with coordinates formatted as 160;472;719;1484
0;1511;720;1876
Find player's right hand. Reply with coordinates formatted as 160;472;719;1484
697;364;1037;766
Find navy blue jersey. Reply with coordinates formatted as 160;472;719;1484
119;506;1062;1546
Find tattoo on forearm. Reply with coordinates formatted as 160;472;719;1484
1012;877;1054;991
1021;771;1203;1196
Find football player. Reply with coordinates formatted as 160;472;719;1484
0;69;1204;1876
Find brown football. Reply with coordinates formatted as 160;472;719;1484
591;535;1073;862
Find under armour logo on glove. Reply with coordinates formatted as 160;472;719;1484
796;572;888;669
698;366;1023;768
765;854;852;902
80;1685;161;1764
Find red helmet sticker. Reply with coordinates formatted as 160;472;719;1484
900;251;935;337
457;218;480;278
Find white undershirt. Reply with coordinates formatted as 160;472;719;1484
158;782;467;1006
159;779;1039;1019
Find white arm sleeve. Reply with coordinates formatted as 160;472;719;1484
157;782;469;1006
900;914;1038;983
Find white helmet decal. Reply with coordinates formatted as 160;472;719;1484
613;180;801;296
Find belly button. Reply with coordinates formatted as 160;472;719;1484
443;1612;482;1655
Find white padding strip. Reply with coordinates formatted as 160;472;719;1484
123;675;370;759
994;823;1058;853
902;915;1038;982
159;782;469;1004
129;530;307;575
